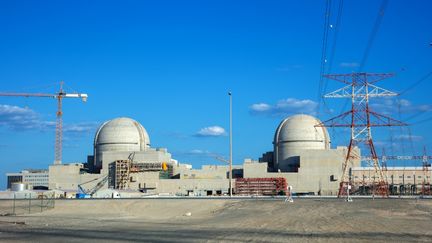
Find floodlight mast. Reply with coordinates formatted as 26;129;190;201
228;91;233;197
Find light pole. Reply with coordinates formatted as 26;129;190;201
228;91;233;197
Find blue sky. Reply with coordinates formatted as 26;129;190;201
0;1;431;188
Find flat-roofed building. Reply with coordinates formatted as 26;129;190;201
6;169;49;189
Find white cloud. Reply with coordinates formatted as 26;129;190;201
187;149;211;155
394;134;423;142
250;103;271;112
250;98;318;117
176;149;228;163
340;62;360;68
165;131;189;139
370;98;432;115
63;122;99;134
0;104;98;134
276;64;303;72
174;149;213;158
0;104;42;130
195;126;227;137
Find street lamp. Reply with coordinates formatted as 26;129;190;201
228;91;233;197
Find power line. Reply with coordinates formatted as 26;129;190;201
322;0;344;144
397;70;432;123
400;70;432;96
337;0;389;115
413;116;432;125
317;0;332;116
403;109;430;122
358;0;389;72
322;0;344;116
326;0;344;74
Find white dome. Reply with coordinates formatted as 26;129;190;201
273;114;330;172
93;117;150;170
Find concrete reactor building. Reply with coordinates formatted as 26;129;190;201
48;117;230;197
245;114;359;195
273;114;331;172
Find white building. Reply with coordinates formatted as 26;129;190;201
6;169;49;189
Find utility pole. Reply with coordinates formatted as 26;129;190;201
228;91;233;197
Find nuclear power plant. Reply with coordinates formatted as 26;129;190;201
2;74;431;199
6;113;431;198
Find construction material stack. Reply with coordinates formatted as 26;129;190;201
235;178;287;196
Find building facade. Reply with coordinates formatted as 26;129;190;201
6;170;49;189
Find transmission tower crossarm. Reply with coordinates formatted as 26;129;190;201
324;83;398;99
367;84;398;97
324;73;394;84
324;85;352;98
368;110;407;127
315;110;353;128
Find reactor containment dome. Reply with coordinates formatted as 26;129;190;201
273;114;330;172
93;117;150;170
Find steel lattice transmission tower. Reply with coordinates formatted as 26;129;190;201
421;146;431;195
316;73;406;197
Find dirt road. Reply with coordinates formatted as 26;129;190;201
0;198;431;242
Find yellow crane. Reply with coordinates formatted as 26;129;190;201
0;81;88;164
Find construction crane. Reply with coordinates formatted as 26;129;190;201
211;154;229;164
77;175;109;198
0;81;88;165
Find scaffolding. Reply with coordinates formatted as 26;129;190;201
235;178;287;196
131;162;165;172
114;160;130;190
112;160;174;190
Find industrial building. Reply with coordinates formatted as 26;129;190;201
6;170;49;190
22;115;354;196
6;115;431;197
352;166;431;195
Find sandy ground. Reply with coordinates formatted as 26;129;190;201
0;198;431;242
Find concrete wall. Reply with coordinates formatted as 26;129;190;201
48;164;101;192
352;167;432;185
243;147;359;195
157;179;229;196
180;165;228;179
49;164;82;190
127;166;231;195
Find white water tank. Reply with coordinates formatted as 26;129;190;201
11;183;26;192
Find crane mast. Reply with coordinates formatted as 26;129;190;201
0;81;88;165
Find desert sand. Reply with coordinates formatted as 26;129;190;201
0;198;431;242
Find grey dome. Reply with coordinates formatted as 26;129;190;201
93;117;150;170
273;114;330;172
